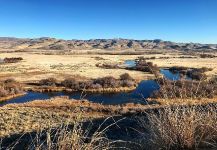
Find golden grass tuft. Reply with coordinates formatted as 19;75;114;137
138;105;217;149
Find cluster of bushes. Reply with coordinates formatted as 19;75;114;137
178;56;197;58
200;54;216;58
0;79;23;97
168;66;188;74
168;66;213;80
93;73;135;88
39;73;136;91
146;57;156;60
3;57;23;63
186;67;213;80
39;78;58;86
152;78;217;99
130;57;159;75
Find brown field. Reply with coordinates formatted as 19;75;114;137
0;50;216;83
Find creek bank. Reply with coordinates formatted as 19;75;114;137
0;93;26;103
26;85;137;94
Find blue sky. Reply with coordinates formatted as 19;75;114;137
0;0;216;43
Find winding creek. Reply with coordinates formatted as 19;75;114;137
0;60;191;106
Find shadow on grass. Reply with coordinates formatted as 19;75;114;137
0;115;146;150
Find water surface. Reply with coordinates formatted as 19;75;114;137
1;80;159;106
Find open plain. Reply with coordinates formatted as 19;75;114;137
0;50;216;83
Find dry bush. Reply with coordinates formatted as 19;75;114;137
138;105;217;149
129;57;160;76
119;73;136;87
3;57;23;63
200;54;216;58
46;74;136;91
61;78;80;90
120;73;134;81
168;66;212;80
93;76;119;88
168;66;188;74
120;80;136;87
146;57;156;60
186;67;212;80
0;87;9;97
158;57;170;59
39;78;58;86
187;71;206;80
0;79;23;97
61;79;98;90
152;78;217;99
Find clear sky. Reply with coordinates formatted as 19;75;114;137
0;0;216;43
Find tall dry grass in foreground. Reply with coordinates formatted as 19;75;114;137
3;117;125;150
138;105;217;150
141;76;217;149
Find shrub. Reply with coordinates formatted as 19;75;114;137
59;75;136;90
169;66;188;73
94;76;119;88
3;57;23;63
200;54;216;58
61;78;80;90
0;79;23;97
120;73;133;81
78;81;94;89
39;78;57;86
120;80;135;87
89;83;102;89
187;69;208;80
152;79;217;99
0;87;9;97
4;78;17;84
131;57;159;75
168;67;212;80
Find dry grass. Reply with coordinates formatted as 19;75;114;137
0;52;149;82
0;51;216;82
152;78;217;99
3;117;120;150
138;77;217;149
1;96;217;149
138;105;217;150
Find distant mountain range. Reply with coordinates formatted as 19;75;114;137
0;37;216;51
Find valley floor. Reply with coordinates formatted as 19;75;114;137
0;49;217;149
0;50;216;83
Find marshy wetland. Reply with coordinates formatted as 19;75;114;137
0;47;217;149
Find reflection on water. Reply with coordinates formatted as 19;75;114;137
160;69;180;80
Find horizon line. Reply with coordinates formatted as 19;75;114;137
0;36;216;45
